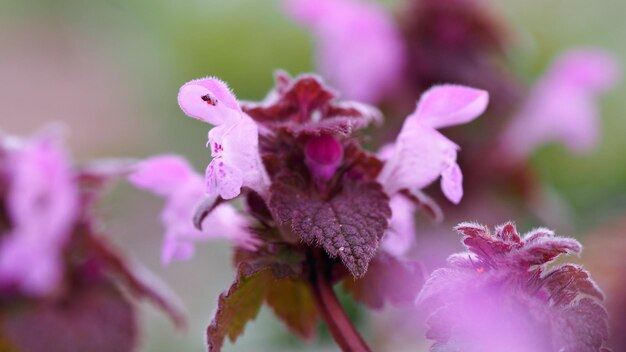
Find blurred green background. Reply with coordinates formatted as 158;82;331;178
1;0;624;351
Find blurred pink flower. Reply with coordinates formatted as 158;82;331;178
0;131;78;296
501;48;620;160
286;0;405;103
178;78;269;200
377;85;489;203
128;155;258;265
418;222;609;352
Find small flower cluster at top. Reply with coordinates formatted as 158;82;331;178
132;72;489;273
128;72;489;350
0;129;184;351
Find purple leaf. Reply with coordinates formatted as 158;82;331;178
417;222;610;351
243;74;381;137
343;251;425;309
234;245;306;280
265;278;319;340
269;176;391;277
207;267;271;352
89;235;187;330
1;284;137;352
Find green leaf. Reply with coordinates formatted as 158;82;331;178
266;279;319;340
207;267;271;352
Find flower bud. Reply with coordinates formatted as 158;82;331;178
304;134;343;181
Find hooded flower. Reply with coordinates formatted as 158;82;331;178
0;131;78;296
377;85;489;204
178;78;270;200
417;222;609;352
128;155;257;264
501;49;620;160
286;0;405;103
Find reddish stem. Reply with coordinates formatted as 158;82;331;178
309;254;371;352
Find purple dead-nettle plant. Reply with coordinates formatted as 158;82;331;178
0;130;184;352
417;222;610;352
140;72;487;351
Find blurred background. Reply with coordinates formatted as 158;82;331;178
1;0;625;351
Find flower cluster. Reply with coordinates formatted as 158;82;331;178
417;222;609;351
0;130;184;351
131;72;487;350
158;73;489;272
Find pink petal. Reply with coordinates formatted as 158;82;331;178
128;155;195;196
203;205;260;251
286;0;405;103
547;48;621;92
378;84;486;201
205;157;244;200
501;49;619;159
441;163;463;204
178;77;242;125
376;143;395;161
382;196;417;257
377;119;459;196
128;154;257;264
415;85;489;129
161;235;195;265
207;115;269;199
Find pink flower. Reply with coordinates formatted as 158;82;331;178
286;0;405;103
178;78;269;200
128;155;258;265
0;132;78;296
501;48;620;160
377;85;489;204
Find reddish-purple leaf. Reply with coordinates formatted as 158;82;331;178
207;268;271;352
343;252;425;309
1;284;137;352
88;235;187;329
234;246;306;280
553;297;609;352
541;264;604;305
514;237;581;267
265;278;319;340
418;222;610;351
243;74;380;137
269;176;391;277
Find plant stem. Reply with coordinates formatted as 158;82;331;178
309;253;372;352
